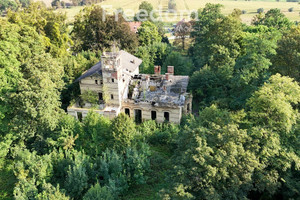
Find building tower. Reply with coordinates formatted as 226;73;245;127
101;52;123;108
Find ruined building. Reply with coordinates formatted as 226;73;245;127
67;50;192;124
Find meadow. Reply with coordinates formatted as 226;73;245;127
56;0;300;23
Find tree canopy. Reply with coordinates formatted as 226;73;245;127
134;1;157;21
72;6;138;53
7;2;72;58
137;21;162;46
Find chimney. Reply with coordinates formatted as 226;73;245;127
167;66;174;75
165;73;169;81
163;85;166;91
154;66;161;75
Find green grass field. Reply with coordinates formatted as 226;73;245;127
56;0;300;23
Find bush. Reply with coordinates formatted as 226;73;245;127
288;7;294;12
148;124;179;145
257;8;264;13
110;113;136;150
138;120;158;137
149;130;172;145
83;183;114;200
80;90;99;106
37;182;69;200
78;111;112;156
124;143;151;185
162;52;194;75
64;160;89;198
0;134;12;167
242;10;247;14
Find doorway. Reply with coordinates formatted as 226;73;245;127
98;92;103;103
151;111;157;120
125;108;130;117
77;112;83;122
164;112;169;122
135;109;142;124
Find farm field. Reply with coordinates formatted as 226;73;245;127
56;0;300;23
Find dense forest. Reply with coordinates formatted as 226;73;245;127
0;1;300;199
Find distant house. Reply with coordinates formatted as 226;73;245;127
174;18;191;32
126;21;142;34
175;19;186;27
68;50;192;124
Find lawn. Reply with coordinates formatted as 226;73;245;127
56;0;300;23
182;0;300;23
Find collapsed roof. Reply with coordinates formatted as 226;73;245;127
128;74;189;107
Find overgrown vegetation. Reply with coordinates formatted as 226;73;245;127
80;90;99;106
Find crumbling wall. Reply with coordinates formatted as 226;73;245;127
121;101;182;124
183;94;193;115
79;74;103;93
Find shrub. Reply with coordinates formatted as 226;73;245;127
288;7;294;12
0;134;12;167
80;90;99;106
162;52;194;75
64;160;89;198
83;183;114;200
138;120;158;137
37;182;69;200
110;113;136;150
257;8;264;13
124;143;151;185
96;149;128;195
148;124;179;145
149;130;172;145
242;10;247;14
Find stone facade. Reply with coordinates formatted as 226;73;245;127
67;50;192;124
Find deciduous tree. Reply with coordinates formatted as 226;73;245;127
189;4;242;69
134;1;156;21
72;6;138;53
230;28;280;109
174;20;191;50
162;52;194;75
83;183;114;200
252;8;292;31
7;2;72;57
247;74;300;133
110;113;136;150
271;25;300;82
138;21;162;46
0;20;64;151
